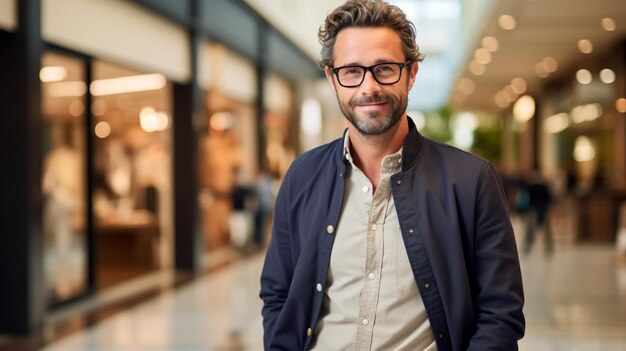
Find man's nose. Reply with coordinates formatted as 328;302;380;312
359;70;381;95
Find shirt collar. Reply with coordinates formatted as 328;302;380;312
337;117;424;172
342;129;403;174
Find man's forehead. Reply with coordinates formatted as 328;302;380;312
333;27;405;64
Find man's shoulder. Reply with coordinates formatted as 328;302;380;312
417;137;493;183
422;137;490;167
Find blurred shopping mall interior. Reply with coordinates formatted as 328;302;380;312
0;0;625;350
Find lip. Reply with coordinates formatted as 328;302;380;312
356;102;388;110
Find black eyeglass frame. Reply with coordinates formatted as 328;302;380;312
330;61;413;88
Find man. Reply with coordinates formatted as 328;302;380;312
523;172;554;255
260;1;525;350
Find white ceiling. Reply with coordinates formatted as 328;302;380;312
246;0;625;113
450;0;626;112
243;0;344;61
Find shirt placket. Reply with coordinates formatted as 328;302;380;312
354;157;399;350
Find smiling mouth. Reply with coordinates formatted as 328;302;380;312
357;102;388;109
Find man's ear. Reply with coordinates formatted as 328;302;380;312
324;66;337;93
407;61;419;91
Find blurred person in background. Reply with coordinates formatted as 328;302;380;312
252;170;276;248
523;172;554;255
260;1;525;350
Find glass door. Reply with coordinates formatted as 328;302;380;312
91;60;173;288
41;51;89;305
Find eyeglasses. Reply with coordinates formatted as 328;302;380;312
330;61;411;88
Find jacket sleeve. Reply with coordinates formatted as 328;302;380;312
468;162;525;350
259;174;294;350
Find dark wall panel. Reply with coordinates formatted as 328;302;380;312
199;0;258;60
133;0;192;24
266;29;322;83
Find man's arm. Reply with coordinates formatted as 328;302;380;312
469;162;525;350
260;177;294;349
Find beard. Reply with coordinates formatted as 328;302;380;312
338;91;407;136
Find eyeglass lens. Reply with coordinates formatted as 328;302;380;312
336;63;403;87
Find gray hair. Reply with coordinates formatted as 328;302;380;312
318;0;425;69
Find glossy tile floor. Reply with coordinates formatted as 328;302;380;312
38;216;626;351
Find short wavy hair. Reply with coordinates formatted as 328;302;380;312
318;0;425;69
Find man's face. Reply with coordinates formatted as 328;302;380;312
325;27;418;136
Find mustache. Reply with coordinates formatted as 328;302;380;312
350;95;392;106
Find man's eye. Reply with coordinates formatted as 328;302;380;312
376;65;394;72
344;68;361;75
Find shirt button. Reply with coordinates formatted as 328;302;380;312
368;273;375;280
396;180;402;185
307;328;312;336
424;283;430;289
362;186;369;193
362;319;369;326
371;224;378;230
339;171;344;179
316;283;322;292
408;228;414;234
327;225;334;234
398;158;402;164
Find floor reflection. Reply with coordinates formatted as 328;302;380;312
39;216;626;351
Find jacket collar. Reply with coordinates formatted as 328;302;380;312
401;116;425;172
336;116;424;172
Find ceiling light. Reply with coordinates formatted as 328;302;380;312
543;57;558;72
599;68;615;84
49;81;87;97
534;63;549;78
498;15;516;30
571;103;603;123
474;48;492;64
458;78;475;95
578;39;593;54
469;61;486;76
95;121;111;139
573;136;595;162
513;95;535;123
511;78;527;94
601;18;616;31
69;100;84;117
576;69;592;85
544;113;569;134
139;106;170;133
615;98;626;113
494;92;510;108
482;36;499;52
90;73;167;96
503;87;517;102
40;66;68;82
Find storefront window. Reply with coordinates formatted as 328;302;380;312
264;73;296;177
198;44;258;259
91;60;173;287
41;51;88;304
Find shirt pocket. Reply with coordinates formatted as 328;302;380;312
396;236;419;295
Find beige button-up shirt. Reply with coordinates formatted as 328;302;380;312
312;133;436;350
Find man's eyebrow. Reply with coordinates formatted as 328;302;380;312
334;61;362;67
335;59;398;67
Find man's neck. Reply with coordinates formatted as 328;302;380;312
348;117;408;191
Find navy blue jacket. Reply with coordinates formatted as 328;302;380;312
260;119;525;350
